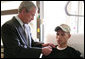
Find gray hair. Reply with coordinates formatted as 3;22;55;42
18;1;36;13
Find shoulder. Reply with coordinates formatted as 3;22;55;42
67;46;80;53
1;17;18;31
2;17;15;26
67;46;81;56
67;46;83;58
2;16;20;28
67;46;79;52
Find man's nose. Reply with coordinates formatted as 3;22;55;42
57;36;60;39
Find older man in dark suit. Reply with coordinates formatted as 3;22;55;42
1;1;55;58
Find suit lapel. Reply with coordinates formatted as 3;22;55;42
12;17;28;46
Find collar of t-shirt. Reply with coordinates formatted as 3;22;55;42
57;46;67;50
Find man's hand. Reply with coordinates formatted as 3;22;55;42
42;46;52;56
42;43;55;48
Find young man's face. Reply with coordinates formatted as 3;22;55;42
56;29;70;45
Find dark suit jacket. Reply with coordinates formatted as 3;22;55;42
1;16;43;58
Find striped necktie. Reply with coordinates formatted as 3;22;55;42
23;24;31;47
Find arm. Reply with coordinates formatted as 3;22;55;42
31;38;43;48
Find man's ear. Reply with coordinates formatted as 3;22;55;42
68;34;71;39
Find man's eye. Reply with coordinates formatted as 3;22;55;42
61;34;64;36
57;33;59;35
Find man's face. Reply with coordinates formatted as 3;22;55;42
56;30;70;45
22;7;36;24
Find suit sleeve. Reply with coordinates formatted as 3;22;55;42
31;38;44;48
